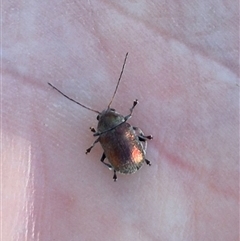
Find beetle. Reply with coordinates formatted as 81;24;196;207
48;53;152;181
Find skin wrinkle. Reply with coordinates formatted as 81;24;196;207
3;1;238;241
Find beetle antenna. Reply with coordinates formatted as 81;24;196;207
48;83;100;114
108;52;128;108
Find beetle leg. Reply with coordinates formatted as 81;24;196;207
113;170;117;182
86;137;100;154
100;153;113;169
138;134;153;142
99;154;118;181
124;99;138;121
133;127;153;142
89;127;96;133
145;159;151;166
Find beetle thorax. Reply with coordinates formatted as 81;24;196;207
97;108;125;133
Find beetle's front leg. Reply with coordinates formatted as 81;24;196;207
89;127;96;133
124;99;138;121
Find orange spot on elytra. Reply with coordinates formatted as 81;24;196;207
131;146;143;164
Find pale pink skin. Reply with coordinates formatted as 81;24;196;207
3;1;238;240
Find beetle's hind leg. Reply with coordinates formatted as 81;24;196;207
145;159;151;166
113;170;117;182
100;153;112;169
100;153;117;182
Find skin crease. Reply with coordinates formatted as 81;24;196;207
3;1;238;241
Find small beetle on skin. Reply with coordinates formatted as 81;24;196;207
48;53;152;181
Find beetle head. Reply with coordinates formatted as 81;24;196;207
96;108;125;134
